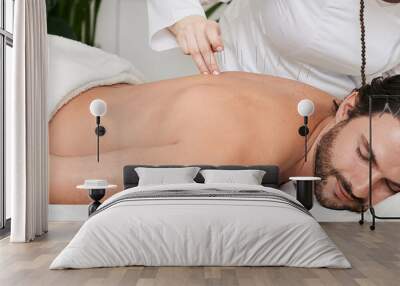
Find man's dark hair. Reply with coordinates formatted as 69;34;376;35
335;75;400;119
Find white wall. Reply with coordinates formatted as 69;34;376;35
95;0;198;82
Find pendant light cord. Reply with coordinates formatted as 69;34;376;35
360;0;367;87
360;0;369;217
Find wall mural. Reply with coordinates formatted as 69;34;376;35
47;0;400;222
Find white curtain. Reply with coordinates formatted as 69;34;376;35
7;0;48;242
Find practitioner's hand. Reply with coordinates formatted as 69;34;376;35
169;15;223;75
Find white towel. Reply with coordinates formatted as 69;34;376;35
47;35;145;120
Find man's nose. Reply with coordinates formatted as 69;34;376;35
351;171;382;200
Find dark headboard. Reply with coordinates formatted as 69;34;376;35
123;165;280;189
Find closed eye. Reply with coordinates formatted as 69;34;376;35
356;147;369;162
359;134;378;166
386;180;400;193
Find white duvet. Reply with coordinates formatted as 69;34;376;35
50;183;350;269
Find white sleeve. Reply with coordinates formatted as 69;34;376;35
383;64;400;77
147;0;206;51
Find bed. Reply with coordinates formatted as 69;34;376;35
50;165;350;269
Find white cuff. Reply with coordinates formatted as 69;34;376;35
148;5;205;51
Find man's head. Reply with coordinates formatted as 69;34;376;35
314;75;400;212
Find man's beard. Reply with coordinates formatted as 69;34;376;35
314;120;365;212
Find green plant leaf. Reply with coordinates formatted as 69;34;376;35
47;16;77;40
46;0;59;12
91;0;102;46
84;1;92;45
46;0;103;46
72;0;85;43
205;2;224;18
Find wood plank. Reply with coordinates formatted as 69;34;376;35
0;222;399;286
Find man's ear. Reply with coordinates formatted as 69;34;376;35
335;91;358;123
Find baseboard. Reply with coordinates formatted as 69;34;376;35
312;211;371;222
49;205;88;221
48;204;371;222
0;218;11;239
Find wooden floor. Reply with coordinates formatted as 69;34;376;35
0;222;399;286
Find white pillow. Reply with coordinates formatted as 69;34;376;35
200;169;266;185
135;167;200;186
374;192;400;218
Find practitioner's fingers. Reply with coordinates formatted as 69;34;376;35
176;33;189;55
169;15;222;75
186;31;210;75
196;29;219;75
206;21;224;53
208;53;220;75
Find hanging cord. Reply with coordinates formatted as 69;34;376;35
97;129;100;162
305;128;308;162
360;0;373;218
360;0;367;87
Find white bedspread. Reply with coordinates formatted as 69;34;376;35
50;183;350;269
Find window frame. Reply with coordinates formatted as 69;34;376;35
0;0;13;234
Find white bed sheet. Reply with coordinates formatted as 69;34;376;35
50;183;350;269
